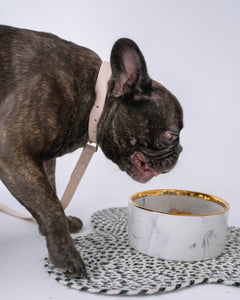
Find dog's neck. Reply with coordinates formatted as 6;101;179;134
88;61;112;143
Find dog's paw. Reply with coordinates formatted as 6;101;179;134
67;216;83;233
48;237;87;278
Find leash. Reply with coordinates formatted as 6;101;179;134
0;61;112;221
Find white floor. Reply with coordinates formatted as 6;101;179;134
1;1;240;299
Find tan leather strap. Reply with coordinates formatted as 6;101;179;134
0;203;34;221
60;142;97;210
89;61;111;143
0;61;112;221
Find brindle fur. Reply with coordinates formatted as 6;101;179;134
0;25;183;277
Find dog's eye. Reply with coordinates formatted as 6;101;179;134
168;134;174;141
165;131;178;143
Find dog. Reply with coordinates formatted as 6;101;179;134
0;25;183;277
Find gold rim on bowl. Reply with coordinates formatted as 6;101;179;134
129;189;230;217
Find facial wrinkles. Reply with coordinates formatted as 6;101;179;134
141;144;178;160
111;116;129;155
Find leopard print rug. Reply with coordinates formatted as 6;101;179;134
44;207;240;295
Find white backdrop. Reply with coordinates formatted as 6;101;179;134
0;1;240;300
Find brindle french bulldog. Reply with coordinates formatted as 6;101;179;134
0;25;183;277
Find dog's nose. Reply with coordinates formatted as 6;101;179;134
178;145;183;153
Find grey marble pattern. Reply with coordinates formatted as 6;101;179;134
128;203;228;261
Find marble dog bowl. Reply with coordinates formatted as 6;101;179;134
128;189;229;261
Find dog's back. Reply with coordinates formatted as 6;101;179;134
0;25;100;103
0;26;18;100
0;25;102;156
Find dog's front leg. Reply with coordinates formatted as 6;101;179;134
43;158;57;193
43;158;83;234
0;155;86;277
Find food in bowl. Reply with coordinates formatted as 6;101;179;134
170;208;191;215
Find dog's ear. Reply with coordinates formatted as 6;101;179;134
110;38;151;98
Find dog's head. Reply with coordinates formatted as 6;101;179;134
98;38;183;183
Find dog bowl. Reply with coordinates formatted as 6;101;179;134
128;189;229;261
